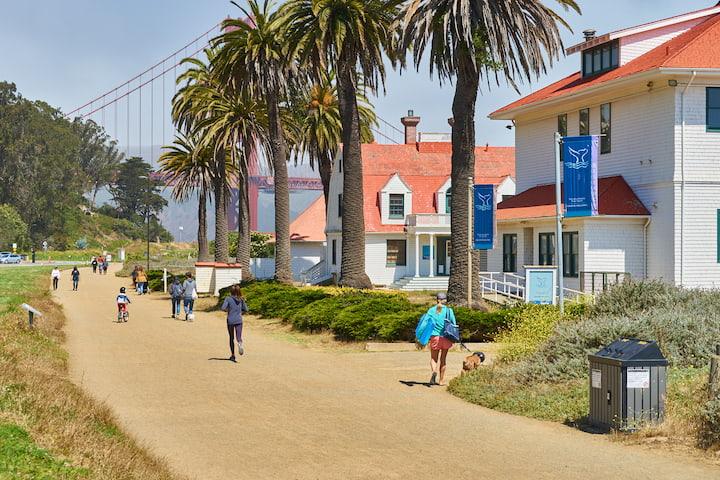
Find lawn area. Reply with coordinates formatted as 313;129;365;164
0;267;177;479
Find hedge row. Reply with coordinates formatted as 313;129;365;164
218;281;513;342
146;269;184;292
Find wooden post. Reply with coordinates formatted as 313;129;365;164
710;344;720;399
28;311;34;328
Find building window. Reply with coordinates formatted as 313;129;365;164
445;192;452;214
600;103;611;154
389;194;405;219
338;193;343;218
331;239;337;265
558;113;567;161
562;232;579;278
557;114;567;137
708;88;720;131
579;108;590;136
539;233;555;266
386;240;406;266
582;40;619;77
503;234;517;273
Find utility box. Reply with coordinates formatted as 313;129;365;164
588;338;668;430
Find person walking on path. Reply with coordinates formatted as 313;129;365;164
425;293;457;386
91;257;98;274
220;284;248;361
131;266;139;290
51;267;61;291
102;258;109;275
181;272;197;321
71;267;80;291
170;277;183;318
135;267;148;295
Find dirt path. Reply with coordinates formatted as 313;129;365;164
56;266;718;480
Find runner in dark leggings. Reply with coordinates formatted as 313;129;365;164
220;284;248;362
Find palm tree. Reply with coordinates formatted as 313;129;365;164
194;86;269;280
291;74;377;207
158;133;213;261
214;0;295;283
283;0;403;289
173;55;234;264
402;0;579;306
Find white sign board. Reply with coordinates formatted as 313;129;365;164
591;369;602;389
626;369;650;389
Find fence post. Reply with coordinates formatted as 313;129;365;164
163;268;167;293
710;345;720;398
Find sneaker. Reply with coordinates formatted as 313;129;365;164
229;356;236;362
430;372;437;385
238;342;244;356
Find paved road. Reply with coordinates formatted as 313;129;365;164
56;266;719;480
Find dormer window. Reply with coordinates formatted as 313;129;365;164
582;40;619;77
389;194;405;219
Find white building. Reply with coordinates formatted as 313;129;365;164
324;113;515;289
489;3;720;291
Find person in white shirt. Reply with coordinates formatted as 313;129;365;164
51;268;61;291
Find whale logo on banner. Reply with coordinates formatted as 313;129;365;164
473;185;495;250
563;136;599;218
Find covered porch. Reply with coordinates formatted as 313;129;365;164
407;214;452;278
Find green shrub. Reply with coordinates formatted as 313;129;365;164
590;279;685;318
330;294;413;340
290;291;373;332
698;396;720;449
496;305;563;362
455;307;513;342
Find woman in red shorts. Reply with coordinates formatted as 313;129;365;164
426;293;457;386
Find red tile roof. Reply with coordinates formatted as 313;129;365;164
289;195;326;242
360;144;515;232
491;12;720;118
496;176;649;221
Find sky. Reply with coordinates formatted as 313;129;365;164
0;0;714;152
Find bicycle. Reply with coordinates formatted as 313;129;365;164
117;304;129;323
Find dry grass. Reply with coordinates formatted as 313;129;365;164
0;268;181;479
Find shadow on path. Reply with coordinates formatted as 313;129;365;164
399;380;433;388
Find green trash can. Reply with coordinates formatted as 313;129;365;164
588;338;668;430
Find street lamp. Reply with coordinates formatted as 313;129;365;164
139;174;151;271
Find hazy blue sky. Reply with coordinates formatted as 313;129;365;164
0;0;713;151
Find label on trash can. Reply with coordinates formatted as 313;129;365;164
591;369;602;389
626;369;650;389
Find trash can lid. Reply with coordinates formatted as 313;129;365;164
588;338;668;366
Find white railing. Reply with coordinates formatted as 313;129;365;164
301;260;331;285
407;214;451;227
478;271;589;304
479;272;526;303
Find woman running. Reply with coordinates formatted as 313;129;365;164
220;284;248;362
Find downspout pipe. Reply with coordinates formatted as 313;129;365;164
643;218;651;279
680;70;697;287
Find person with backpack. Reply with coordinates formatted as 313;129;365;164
71;266;80;291
424;293;457;386
220;284;248;361
170;277;183;318
135;267;148;295
181;272;197;321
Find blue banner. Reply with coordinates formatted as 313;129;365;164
562;135;599;217
473;185;494;250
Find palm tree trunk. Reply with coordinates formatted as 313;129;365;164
319;156;332;212
336;58;372;289
214;148;229;264
267;88;292;283
448;50;481;307
237;141;253;280
197;187;210;262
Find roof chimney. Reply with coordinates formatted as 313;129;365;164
583;29;596;41
401;110;420;145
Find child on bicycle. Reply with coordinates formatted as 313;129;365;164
117;287;131;322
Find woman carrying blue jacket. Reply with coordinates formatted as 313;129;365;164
425;292;457;385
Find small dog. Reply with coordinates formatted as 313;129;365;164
462;352;486;372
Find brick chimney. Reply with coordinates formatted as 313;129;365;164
401;110;420;145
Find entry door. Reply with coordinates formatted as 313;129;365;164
445;240;451;274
